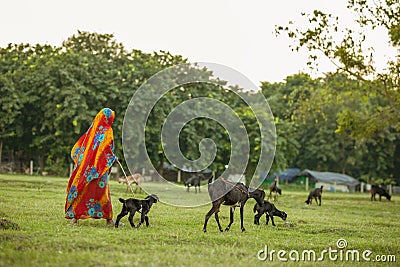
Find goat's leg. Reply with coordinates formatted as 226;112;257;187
315;196;320;206
379;194;382;201
203;205;217;232
115;211;128;228
266;214;270;225
318;196;322;206
128;212;136;228
225;207;235;231
270;215;276;226
137;213;144;228
254;212;262;225
214;212;223;232
144;215;150;226
240;206;246;232
138;211;147;228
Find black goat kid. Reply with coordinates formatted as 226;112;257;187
184;176;201;193
115;194;159;228
253;200;287;226
203;177;265;232
305;186;323;206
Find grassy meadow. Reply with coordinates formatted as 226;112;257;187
0;174;399;266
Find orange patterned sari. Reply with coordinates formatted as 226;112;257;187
65;108;117;220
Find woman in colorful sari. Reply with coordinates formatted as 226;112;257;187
65;108;117;226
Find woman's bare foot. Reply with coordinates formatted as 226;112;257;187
106;219;114;226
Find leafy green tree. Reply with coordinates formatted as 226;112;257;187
0;45;27;164
276;0;399;138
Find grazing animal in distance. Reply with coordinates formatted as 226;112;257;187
184;176;201;193
370;185;391;201
267;180;282;201
305;185;323;206
203;176;265;232
253;200;287;226
117;173;143;193
115;194;159;228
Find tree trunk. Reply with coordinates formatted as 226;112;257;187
39;155;45;175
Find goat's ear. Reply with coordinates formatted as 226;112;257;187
151;194;159;201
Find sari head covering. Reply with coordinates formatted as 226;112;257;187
65;108;117;220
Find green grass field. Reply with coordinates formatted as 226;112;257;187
0;174;399;266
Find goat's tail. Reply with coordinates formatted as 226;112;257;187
119;198;126;204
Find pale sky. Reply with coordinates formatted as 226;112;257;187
0;0;396;85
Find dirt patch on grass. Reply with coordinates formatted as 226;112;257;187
307;228;353;234
0;233;29;242
1;218;20;230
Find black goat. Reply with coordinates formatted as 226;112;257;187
115;194;159;228
203;177;265;232
184;176;201;193
267;180;282;201
305;185;323;206
370;185;391;201
253;200;287;226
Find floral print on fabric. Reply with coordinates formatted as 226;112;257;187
67;185;78;202
84;166;99;182
93;126;106;150
86;198;105;218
